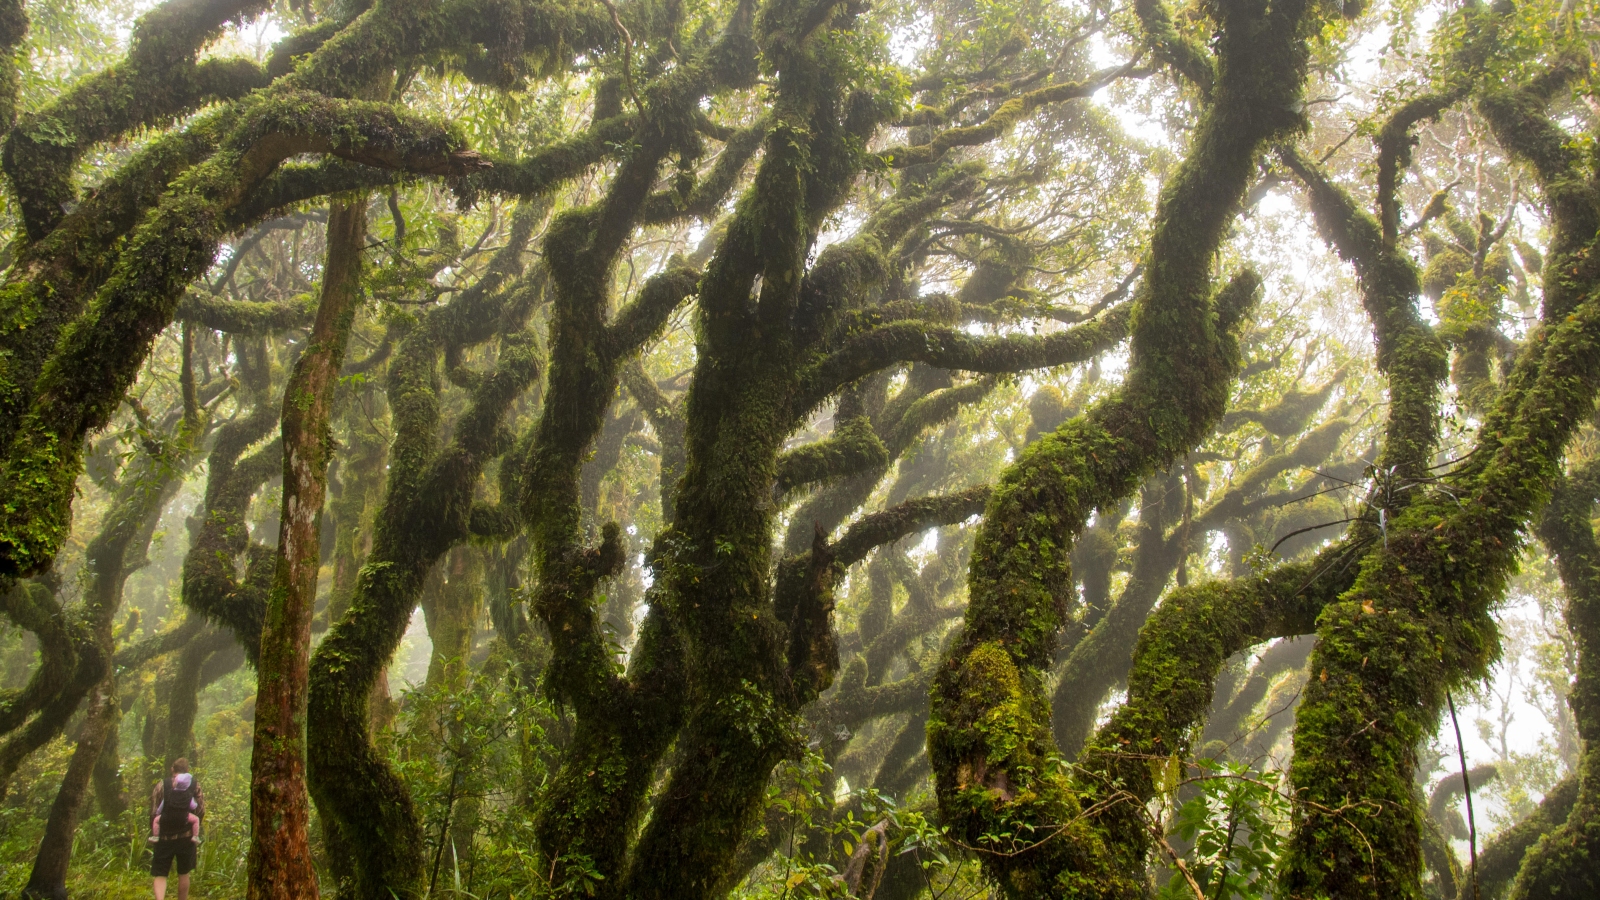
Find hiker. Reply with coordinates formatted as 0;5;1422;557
149;758;205;900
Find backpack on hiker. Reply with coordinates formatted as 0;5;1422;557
157;774;197;838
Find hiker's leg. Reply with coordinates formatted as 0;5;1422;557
153;876;167;900
175;874;189;900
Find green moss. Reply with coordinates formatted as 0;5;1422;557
1266;60;1600;899
774;415;888;497
1473;773;1579;896
924;0;1325;888
307;229;543;897
1279;146;1447;493
0;95;477;579
1509;464;1600;898
2;0;272;239
181;395;280;660
1281;242;1600;900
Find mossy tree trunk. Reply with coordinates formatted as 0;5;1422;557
20;678;119;900
1274;55;1600;899
306;205;543;900
0;0;498;583
163;625;236;764
419;546;485;693
1513;460;1600;896
181;335;281;660
247;195;368;900
517;2;1138;894
924;0;1321;890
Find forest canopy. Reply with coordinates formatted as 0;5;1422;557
1;0;1599;897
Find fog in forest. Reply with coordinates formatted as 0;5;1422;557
2;0;1599;897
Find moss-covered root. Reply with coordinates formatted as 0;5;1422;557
1509;465;1600;898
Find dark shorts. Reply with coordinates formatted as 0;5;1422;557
150;838;196;877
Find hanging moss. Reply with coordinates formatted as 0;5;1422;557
0;109;233;463
1132;0;1214;94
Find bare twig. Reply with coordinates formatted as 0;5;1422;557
1447;690;1483;900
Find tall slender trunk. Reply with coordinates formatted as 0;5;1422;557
246;196;367;900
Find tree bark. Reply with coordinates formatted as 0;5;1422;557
91;701;127;819
246;196;366;900
20;676;119;900
420;545;484;693
165;626;234;763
